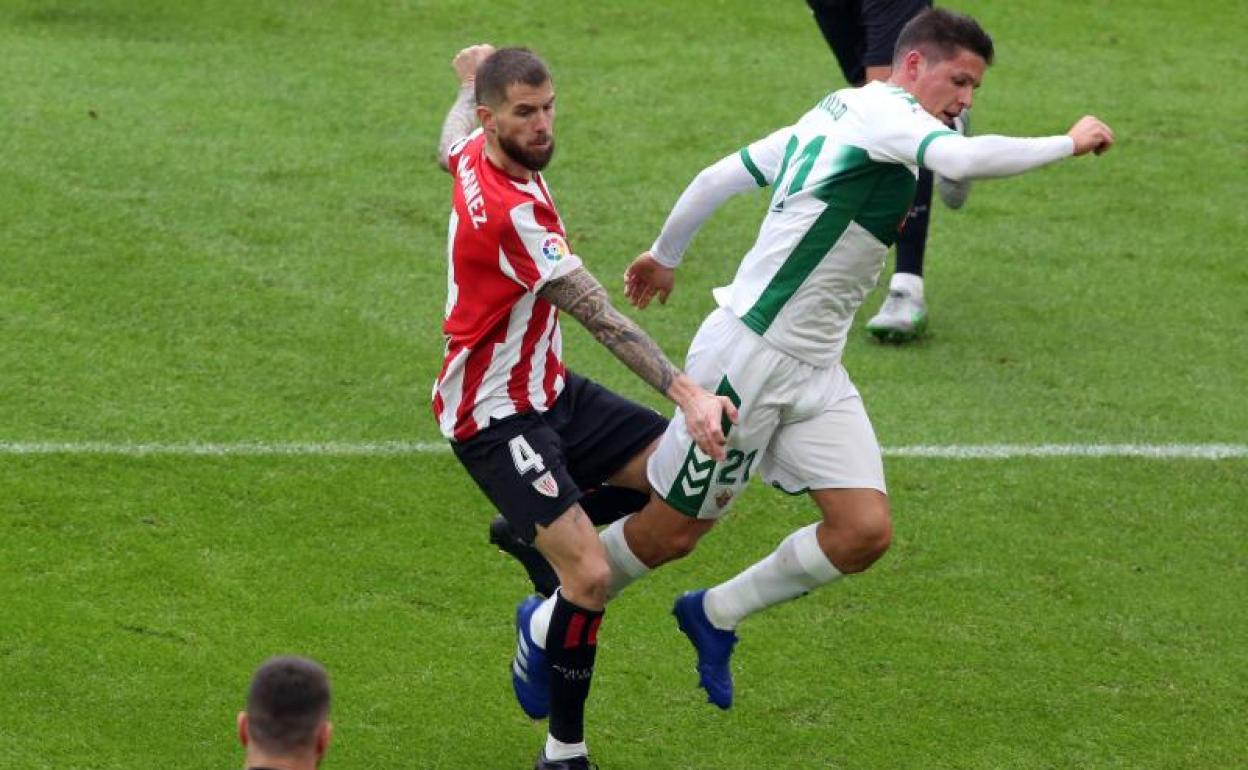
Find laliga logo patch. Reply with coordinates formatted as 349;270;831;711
540;235;569;262
532;471;560;498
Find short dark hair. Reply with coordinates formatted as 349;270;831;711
246;656;331;753
893;8;994;67
474;47;551;108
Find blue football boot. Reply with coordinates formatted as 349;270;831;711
511;595;551;719
672;589;739;710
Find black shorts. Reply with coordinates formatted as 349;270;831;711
807;0;932;85
450;371;668;543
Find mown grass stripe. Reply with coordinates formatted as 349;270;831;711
1;442;1244;459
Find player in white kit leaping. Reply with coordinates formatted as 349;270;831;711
609;8;1114;709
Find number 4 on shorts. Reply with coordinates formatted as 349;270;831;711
509;435;546;476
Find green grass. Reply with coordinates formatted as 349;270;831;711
1;1;1245;768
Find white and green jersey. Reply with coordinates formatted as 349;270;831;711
712;80;954;367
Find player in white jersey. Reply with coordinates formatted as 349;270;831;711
603;8;1114;710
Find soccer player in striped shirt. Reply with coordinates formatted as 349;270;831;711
435;45;737;770
613;9;1113;710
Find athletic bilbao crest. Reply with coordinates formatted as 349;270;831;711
540;235;569;262
532;471;560;498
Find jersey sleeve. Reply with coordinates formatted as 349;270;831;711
737;126;795;187
650;125;793;268
863;96;957;170
924;133;1075;181
650;150;764;267
502;200;584;292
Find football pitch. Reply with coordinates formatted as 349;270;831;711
1;1;1245;768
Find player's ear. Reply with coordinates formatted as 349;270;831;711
237;711;249;747
476;103;495;133
316;720;333;757
901;49;924;78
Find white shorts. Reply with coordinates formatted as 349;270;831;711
648;308;886;519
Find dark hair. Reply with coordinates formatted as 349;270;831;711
474;47;551;108
246;656;331;753
893;8;994;66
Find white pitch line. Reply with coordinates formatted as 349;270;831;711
884;444;1248;460
0;442;1245;459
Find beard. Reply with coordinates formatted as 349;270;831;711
499;133;556;172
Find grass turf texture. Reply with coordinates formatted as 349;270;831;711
1;0;1245;768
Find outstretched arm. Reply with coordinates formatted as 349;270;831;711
925;115;1115;181
437;44;494;172
539;266;737;460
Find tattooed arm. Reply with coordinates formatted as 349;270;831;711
539;266;736;460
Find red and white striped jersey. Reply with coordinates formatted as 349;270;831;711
433;128;584;442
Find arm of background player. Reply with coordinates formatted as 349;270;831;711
437;44;495;173
925;116;1114;181
539;266;737;461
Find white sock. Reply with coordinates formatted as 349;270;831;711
600;516;650;599
544;735;588;761
889;271;924;299
703;523;842;630
528;591;558;650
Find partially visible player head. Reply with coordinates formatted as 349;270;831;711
238;656;333;768
475;47;556;173
891;8;994;125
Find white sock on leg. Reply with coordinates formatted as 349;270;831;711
544;735;588;761
600;515;650;599
888;270;928;300
703;523;842;630
889;271;924;299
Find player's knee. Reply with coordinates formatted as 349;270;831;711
660;527;703;563
833;501;892;574
857;510;893;567
561;558;612;607
626;502;711;568
847;510;892;572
